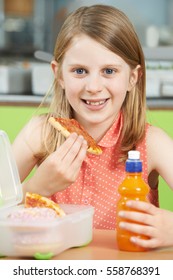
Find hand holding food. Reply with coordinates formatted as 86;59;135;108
48;117;102;155
26;131;88;196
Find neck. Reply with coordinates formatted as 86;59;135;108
78;115;119;142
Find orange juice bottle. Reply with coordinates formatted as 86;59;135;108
116;150;149;252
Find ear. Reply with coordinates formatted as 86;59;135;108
128;65;141;91
51;60;59;76
51;60;65;89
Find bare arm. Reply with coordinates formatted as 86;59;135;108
12;115;87;199
12;117;41;182
147;125;173;190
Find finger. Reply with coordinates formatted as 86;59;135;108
73;138;88;162
62;135;87;165
125;200;159;215
118;210;152;226
69;141;87;180
55;133;79;159
119;221;156;238
58;139;87;184
130;236;160;249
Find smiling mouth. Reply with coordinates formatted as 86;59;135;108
82;99;109;106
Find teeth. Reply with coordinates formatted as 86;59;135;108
85;100;106;105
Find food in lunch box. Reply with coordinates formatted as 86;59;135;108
7;207;63;257
25;192;66;217
48;117;102;155
7;207;58;222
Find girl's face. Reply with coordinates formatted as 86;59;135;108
52;34;138;129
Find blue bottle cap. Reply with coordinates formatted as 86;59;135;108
126;159;142;172
126;150;142;172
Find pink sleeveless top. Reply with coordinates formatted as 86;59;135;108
51;112;159;229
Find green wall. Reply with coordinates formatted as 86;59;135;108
0;106;173;211
147;110;173;211
0;106;47;142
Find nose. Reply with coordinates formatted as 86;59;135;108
85;73;103;94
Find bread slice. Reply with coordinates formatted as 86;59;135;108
48;117;102;155
25;192;66;217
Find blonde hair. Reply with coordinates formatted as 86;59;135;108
37;4;146;162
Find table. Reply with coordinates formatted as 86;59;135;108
53;230;173;260
1;230;173;260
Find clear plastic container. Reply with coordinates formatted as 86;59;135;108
0;130;23;209
0;130;94;259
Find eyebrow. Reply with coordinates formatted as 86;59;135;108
68;63;123;68
103;64;122;68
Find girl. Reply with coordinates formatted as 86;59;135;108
12;5;173;249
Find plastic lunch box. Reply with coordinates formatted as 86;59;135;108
0;130;94;259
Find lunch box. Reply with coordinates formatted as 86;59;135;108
0;130;94;259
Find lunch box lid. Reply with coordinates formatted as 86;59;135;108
0;130;23;210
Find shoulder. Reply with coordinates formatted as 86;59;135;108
147;124;173;171
22;114;47;140
147;124;173;146
13;114;48;154
26;114;47;129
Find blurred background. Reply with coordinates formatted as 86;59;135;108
0;0;173;210
0;0;173;98
1;0;173;54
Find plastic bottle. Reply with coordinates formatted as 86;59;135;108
116;150;149;252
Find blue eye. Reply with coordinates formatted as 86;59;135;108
75;68;86;74
104;68;114;74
